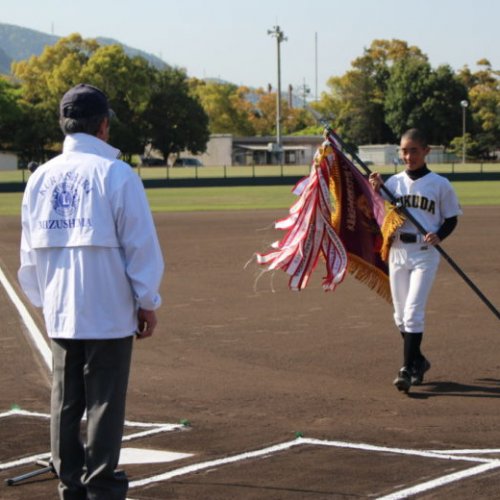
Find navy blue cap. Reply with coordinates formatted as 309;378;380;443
60;84;110;119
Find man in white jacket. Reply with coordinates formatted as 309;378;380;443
18;83;164;500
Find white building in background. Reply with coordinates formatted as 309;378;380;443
358;144;399;165
358;144;453;166
178;135;457;167
0;151;18;170
193;134;323;167
196;134;233;166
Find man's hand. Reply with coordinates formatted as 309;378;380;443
136;308;157;339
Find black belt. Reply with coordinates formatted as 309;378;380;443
398;232;421;243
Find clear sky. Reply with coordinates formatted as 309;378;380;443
2;0;499;98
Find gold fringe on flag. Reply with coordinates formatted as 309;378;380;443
347;253;392;302
380;203;406;262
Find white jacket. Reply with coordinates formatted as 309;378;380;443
18;133;164;339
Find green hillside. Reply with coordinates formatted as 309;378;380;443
0;22;168;74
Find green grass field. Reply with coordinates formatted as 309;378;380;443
1;181;499;216
1;161;499;184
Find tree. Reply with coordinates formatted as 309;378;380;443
0;77;49;163
248;89;276;136
12;34;210;163
13;34;101;153
143;69;209;162
449;133;478;159
190;80;255;136
190;81;314;137
13;35;156;161
80;44;155;161
0;77;22;149
313;70;387;145
457;60;500;158
385;59;468;144
313;39;427;145
423;65;469;145
245;88;315;137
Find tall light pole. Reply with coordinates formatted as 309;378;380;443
314;32;318;101
460;100;468;164
267;25;287;165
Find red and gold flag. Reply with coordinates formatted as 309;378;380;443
257;134;393;301
326;137;391;301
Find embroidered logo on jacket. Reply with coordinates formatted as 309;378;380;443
51;181;80;216
38;171;93;230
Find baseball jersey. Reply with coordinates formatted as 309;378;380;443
18;133;164;339
385;170;462;234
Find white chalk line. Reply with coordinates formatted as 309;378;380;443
301;437;496;464
0;408;51;420
0;452;52;472
129;439;303;487
377;462;500;500
122;425;185;443
0;263;52;371
302;437;500;499
0;409;186;472
129;436;500;497
428;448;500;455
0;409;185;432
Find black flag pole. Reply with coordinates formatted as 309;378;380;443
324;127;499;321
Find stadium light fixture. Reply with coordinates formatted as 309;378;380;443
460;100;469;164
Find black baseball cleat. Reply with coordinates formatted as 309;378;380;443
411;357;431;385
393;367;412;393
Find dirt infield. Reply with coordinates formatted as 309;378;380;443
0;206;499;499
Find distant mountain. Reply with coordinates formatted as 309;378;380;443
94;36;167;69
0;23;168;74
0;46;11;74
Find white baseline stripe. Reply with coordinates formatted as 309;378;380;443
428;448;500;455
0;409;50;419
129;436;500;493
0;452;51;471
124;419;185;429
377;461;500;500
129;439;302;488
122;425;185;442
299;438;494;464
0;264;51;371
0;409;184;432
0;409;185;473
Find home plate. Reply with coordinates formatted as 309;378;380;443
119;447;193;465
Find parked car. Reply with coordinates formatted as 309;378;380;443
141;156;166;166
173;157;203;167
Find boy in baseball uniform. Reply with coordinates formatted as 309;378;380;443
369;129;462;393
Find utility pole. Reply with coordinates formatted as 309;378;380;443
301;78;311;108
267;25;287;165
314;32;318;101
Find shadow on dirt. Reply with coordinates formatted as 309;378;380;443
408;379;500;399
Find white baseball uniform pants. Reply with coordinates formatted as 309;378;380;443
389;240;440;333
